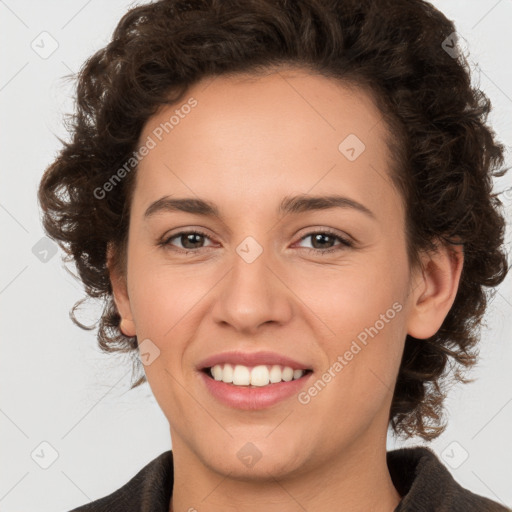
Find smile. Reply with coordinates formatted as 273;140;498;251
205;363;312;387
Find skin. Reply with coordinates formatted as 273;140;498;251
108;67;463;512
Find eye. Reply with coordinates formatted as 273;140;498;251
158;228;353;255
295;230;353;254
159;230;214;254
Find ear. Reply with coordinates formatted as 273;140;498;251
406;241;464;339
106;243;136;337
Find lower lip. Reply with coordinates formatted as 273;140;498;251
200;370;313;410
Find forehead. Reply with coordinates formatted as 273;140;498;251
133;68;402;221
142;68;388;153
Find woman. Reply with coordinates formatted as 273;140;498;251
38;0;510;510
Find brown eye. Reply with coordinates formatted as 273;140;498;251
296;230;353;254
160;230;214;253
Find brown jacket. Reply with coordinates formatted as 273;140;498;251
69;446;511;511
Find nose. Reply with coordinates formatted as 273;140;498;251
210;238;294;334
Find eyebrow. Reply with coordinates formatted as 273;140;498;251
143;194;376;220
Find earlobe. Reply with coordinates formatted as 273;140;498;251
406;241;464;340
119;317;136;337
106;243;136;337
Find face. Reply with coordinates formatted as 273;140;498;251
111;68;423;479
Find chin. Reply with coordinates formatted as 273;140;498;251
194;434;309;480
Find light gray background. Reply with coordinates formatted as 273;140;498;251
1;0;511;510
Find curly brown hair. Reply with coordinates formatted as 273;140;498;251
38;0;509;441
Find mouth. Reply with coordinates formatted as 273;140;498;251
201;363;314;388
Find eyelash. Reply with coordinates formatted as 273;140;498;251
158;229;354;255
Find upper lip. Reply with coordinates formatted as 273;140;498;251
197;351;312;371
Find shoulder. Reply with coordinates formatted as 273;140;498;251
387;445;510;511
67;450;174;512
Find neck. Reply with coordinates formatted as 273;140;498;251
169;430;401;512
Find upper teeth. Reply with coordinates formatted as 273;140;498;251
210;364;306;387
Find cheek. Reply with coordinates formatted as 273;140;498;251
294;251;408;393
297;276;406;442
127;246;212;339
294;253;405;336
